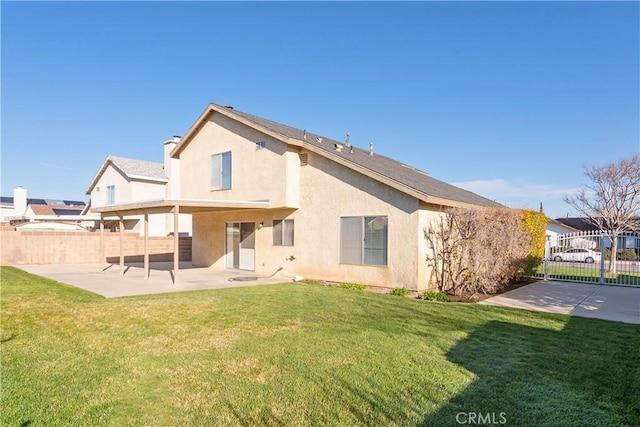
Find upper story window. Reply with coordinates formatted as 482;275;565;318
106;185;116;205
211;151;232;190
273;219;294;246
340;216;388;266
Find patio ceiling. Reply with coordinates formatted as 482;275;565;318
91;198;270;217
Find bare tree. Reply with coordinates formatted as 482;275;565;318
424;207;530;295
563;154;640;273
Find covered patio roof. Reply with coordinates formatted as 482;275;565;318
91;198;270;217
91;198;271;285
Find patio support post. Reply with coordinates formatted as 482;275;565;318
144;212;149;280
173;205;179;285
99;216;105;272
119;215;124;275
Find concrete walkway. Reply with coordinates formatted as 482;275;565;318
16;263;292;298
479;280;640;324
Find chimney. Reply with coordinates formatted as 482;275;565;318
164;137;181;198
345;133;351;147
13;186;27;216
369;142;374;156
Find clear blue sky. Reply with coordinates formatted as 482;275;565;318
2;2;638;219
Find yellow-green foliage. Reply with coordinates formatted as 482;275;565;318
521;209;548;274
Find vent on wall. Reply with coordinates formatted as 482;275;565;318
300;152;309;166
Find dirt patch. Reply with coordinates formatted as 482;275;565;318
448;278;540;303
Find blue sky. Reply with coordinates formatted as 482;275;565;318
2;1;638;219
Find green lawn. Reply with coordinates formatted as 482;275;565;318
532;264;640;286
1;267;639;426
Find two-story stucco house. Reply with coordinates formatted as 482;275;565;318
86;139;192;237
94;103;500;290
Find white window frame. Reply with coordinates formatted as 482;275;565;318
106;185;115;205
340;216;388;266
211;151;232;190
273;219;294;246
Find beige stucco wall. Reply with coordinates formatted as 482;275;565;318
294;151;421;289
418;202;448;291
189;149;426;290
178;113;298;207
180;113;453;290
191;208;298;276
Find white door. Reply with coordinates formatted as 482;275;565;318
225;222;255;271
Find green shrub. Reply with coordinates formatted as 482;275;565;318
521;210;548;275
593;248;637;261
418;291;448;302
618;249;638;261
338;282;366;290
389;287;409;297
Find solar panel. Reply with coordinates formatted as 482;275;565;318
52;209;83;216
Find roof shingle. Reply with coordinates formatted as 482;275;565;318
108;156;167;181
220;105;501;208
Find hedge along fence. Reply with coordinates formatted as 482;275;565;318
521;209;548;275
424;207;543;295
0;230;191;265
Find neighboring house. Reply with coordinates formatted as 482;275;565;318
554;217;640;252
1;186;89;226
86;142;192;237
96;103;500;290
546;218;580;248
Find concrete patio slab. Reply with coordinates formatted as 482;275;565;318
16;263;292;298
479;281;640;324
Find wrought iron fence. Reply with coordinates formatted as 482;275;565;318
528;231;640;286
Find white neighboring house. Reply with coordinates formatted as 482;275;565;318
86;138;192;237
546;219;582;248
0;187;28;223
1;186;95;227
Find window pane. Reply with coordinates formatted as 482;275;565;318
211;154;221;189
107;186;115;205
341;217;363;264
273;220;283;246
364;216;387;266
283;219;294;246
221;152;232;189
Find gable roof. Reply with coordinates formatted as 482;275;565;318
548;218;580;232
28;205;85;216
554;217;598;232
86;155;168;194
172;103;502;209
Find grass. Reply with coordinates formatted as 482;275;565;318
2;266;639;426
532;264;640;286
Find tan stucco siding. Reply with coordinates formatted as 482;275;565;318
191;208;298;276
292;151;421;289
418;202;447;291
178;113;296;207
